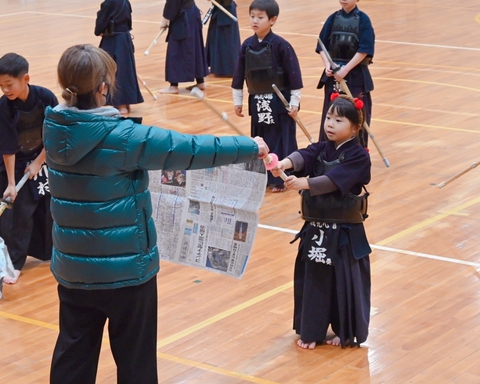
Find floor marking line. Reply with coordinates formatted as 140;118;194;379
377;197;480;246
370;245;480;268
156;281;292;348
0;311;59;331
257;222;480;268
156;352;280;384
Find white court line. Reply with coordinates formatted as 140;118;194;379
2;11;480;52
257;223;480;268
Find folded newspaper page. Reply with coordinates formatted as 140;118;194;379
149;159;267;278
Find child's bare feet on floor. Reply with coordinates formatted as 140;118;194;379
186;83;206;91
158;86;179;94
270;185;286;193
297;339;316;349
325;336;344;346
4;270;20;284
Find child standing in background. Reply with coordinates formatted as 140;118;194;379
316;0;374;146
159;0;208;94
205;0;241;77
0;53;58;284
95;0;144;114
272;94;371;349
232;0;303;192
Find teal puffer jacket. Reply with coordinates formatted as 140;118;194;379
43;106;259;290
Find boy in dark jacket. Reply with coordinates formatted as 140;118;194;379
0;53;58;284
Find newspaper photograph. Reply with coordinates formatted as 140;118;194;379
150;159;267;278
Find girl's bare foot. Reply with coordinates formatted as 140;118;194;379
326;335;350;346
117;105;129;114
297;339;316;349
4;270;20;284
158;86;179;94
271;185;286;193
185;83;206;91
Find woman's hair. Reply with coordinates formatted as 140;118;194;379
57;44;116;110
328;94;366;145
249;0;279;19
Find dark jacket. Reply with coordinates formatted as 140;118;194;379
43;106;258;290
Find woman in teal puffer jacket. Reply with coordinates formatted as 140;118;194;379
44;44;269;384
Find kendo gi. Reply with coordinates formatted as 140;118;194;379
0;85;58;270
163;0;208;84
288;138;371;347
316;6;375;145
95;0;144;108
205;0;241;77
232;30;303;187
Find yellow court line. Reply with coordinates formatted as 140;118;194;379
372;118;480;134
156;281;292;348
173;94;480;135
0;282;289;384
157;352;280;384
377;196;480;246
374;60;480;72
375;77;480;93
476;13;480;24
0;310;59;331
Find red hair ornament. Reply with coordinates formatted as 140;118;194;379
330;92;340;101
353;98;364;110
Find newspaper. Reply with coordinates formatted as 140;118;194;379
150;159;267;278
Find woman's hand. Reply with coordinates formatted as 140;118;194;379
253;136;269;159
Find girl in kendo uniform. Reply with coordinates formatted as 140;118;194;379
272;94;372;349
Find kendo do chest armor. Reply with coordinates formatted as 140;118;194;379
15;101;45;158
245;44;285;94
328;11;361;63
300;151;369;223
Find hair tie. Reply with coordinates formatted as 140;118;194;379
65;88;77;96
330;92;340;101
353;98;364;110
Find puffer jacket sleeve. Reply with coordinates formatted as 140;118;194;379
124;123;259;171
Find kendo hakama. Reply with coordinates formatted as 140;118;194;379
293;222;371;347
205;0;240;77
99;33;144;107
164;1;208;83
95;0;144;107
249;95;297;187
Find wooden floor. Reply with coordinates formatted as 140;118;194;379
2;0;480;382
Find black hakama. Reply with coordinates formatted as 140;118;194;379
95;0;144;107
205;2;240;77
99;33;144;107
293;222;371;347
249;102;297;187
164;4;208;83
